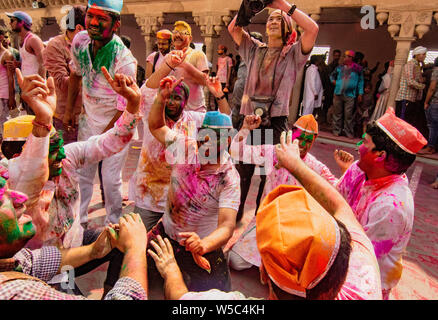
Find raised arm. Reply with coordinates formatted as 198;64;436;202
8;70;56;207
205;75;231;115
28;36;46;78
64;67;141;170
227;15;247;47
148;77;184;145
4;51;16;111
276;132;362;230
146;49;188;89
268;0;319;54
229;115;267;166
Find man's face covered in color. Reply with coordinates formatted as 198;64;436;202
85;7;117;41
291;127;316;158
172;25;191;50
0;181;34;258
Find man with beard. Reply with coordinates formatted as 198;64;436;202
146;21;209;113
63;0;137;227
145;29;173;79
129;49;231;232
6;11;45;115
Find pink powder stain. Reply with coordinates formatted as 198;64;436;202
372;239;394;259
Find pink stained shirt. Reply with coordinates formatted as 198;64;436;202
168;47;209;113
229;128;338;267
43;34;83;121
180;226;382;300
238;33;309;117
337;161;414;291
70;31;137;134
9;110;140;249
128;84;206;213
216;56;233;84
161;131;241;242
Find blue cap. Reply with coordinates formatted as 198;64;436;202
88;0;123;14
6;11;32;26
201;111;233;129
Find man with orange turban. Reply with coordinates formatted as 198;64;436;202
145;29;173;79
335;107;427;299
227;113;338;271
148;134;382;300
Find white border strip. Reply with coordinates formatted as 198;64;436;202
376;121;415;154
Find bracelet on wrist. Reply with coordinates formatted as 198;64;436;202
32;119;52;132
287;4;297;16
165;61;175;71
215;94;226;101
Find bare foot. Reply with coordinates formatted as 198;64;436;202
431;181;438;189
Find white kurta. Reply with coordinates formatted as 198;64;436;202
301;64;323;115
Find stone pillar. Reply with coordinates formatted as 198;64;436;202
387;37;415;108
134;14;163;58
383;10;433;109
193;12;231;64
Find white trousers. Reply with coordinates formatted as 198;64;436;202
77;117;130;224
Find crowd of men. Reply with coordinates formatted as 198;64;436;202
0;0;431;301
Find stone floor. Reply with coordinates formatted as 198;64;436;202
75;133;438;300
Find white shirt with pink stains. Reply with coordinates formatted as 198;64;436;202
11;110;140;250
70;31;137;134
128;84;205;213
228;128;338;267
161;130;241;242
216;56;233;84
337;161;414;291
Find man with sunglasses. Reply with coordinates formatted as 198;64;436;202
146;76;239;294
146;21;209;113
330;50;364;138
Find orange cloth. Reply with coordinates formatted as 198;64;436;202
156;29;172;40
376;107;427;154
256;185;340;297
294;114;318;134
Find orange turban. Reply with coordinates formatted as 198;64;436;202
256;185;340;298
294;114;318;135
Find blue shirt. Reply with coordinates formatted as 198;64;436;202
330;64;364;98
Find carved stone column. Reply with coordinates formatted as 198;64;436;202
193;12;231;64
134;14;163;57
383;11;433;109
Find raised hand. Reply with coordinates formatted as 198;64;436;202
334;149;354;173
165;48;188;69
275;130;301;172
101;66;140;107
158;76;184;101
242;114;262;131
16;68;56;125
205;75;224;98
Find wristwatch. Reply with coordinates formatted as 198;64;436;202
287;4;297;16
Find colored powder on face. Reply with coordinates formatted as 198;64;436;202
2;219;21;244
0;177;6;189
